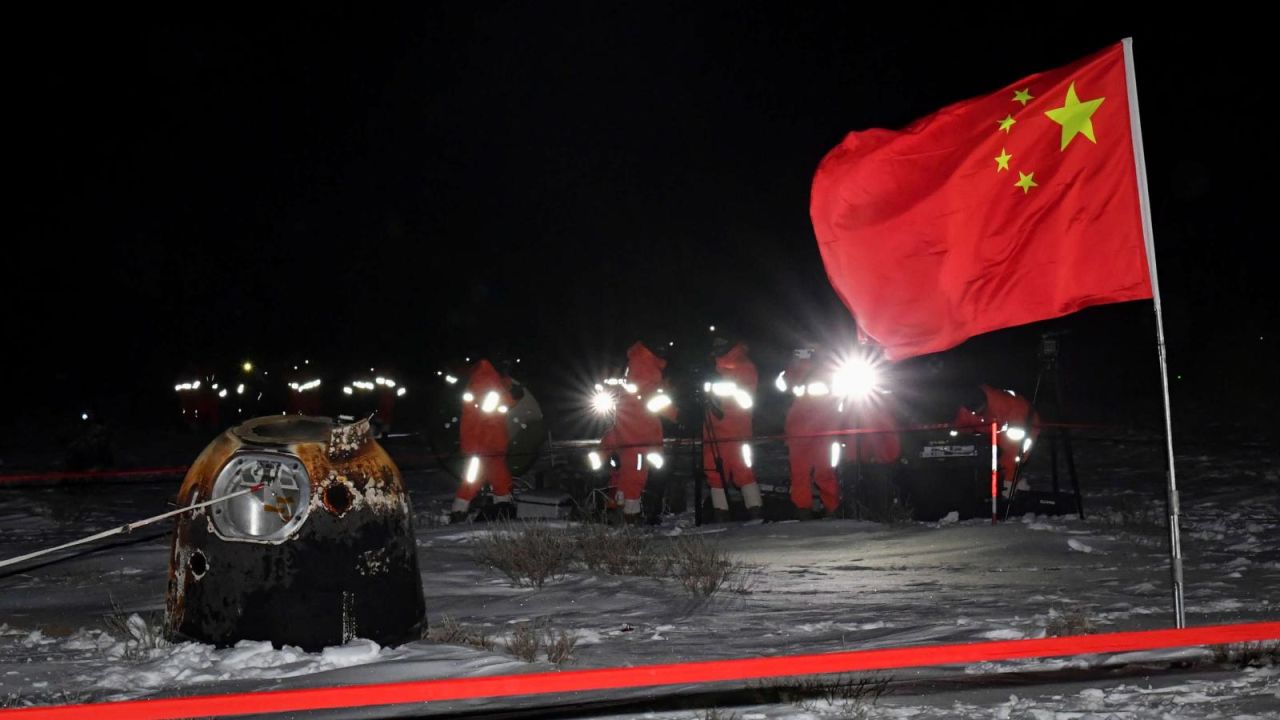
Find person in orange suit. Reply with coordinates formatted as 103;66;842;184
452;359;515;522
779;349;843;518
703;339;763;521
598;342;676;523
954;384;1041;496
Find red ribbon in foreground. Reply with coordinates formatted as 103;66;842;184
4;621;1277;719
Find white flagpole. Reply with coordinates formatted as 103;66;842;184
1123;37;1185;628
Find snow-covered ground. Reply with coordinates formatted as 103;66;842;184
1;437;1277;718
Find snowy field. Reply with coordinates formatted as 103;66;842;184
1;437;1277;718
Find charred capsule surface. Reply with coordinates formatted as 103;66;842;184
165;416;425;651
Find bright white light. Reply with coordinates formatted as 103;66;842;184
466;456;480;484
397;387;407;397
211;383;218;390
192;380;201;390
1022;438;1033;453
832;357;881;400
353;380;375;391
591;389;616;415
949;430;959;437
81;412;88;421
218;389;227;398
1006;389;1017;396
375;377;385;385
293;365;298;370
646;394;672;413
703;381;711;392
463;391;475;403
174;384;182;392
236;384;245;394
734;389;754;410
636;454;644;471
242;361;253;372
290;382;300;390
623;383;638;394
385;379;396;388
646;452;664;469
481;391;500;413
807;381;830;396
793;385;806;397
711;381;737;397
741;443;753;468
709;325;716;332
1006;426;1027;442
445;375;458;385
498;405;509;414
830;442;842;468
305;360;309;365
774;371;787;392
668;341;674;347
588;451;603;470
343;386;354;395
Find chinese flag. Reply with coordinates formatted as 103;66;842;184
811;41;1151;360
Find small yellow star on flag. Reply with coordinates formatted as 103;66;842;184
1045;82;1104;150
1012;88;1034;106
997;114;1016;133
994;148;1012;172
1015;171;1038;194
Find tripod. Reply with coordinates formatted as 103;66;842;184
687;374;726;527
1007;331;1085;519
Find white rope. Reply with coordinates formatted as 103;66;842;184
0;482;264;570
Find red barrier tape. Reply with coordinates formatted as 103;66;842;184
0;467;189;486
4;621;1277;719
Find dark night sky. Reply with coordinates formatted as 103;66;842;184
6;5;1275;433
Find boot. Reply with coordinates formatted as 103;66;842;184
449;510;469;525
713;508;732;524
623;512;644;527
747;505;764;521
794;505;816;521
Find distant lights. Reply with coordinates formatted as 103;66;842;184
709;325;716;332
242;361;253;373
218;389;227;398
343;386;354;395
81;412;89;421
396;387;407;397
445;374;458;385
236;384;245;394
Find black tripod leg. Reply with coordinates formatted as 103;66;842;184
1063;429;1084;519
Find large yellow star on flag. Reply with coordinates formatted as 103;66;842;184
1044;82;1104;150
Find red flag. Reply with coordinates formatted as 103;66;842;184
811;41;1151;359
